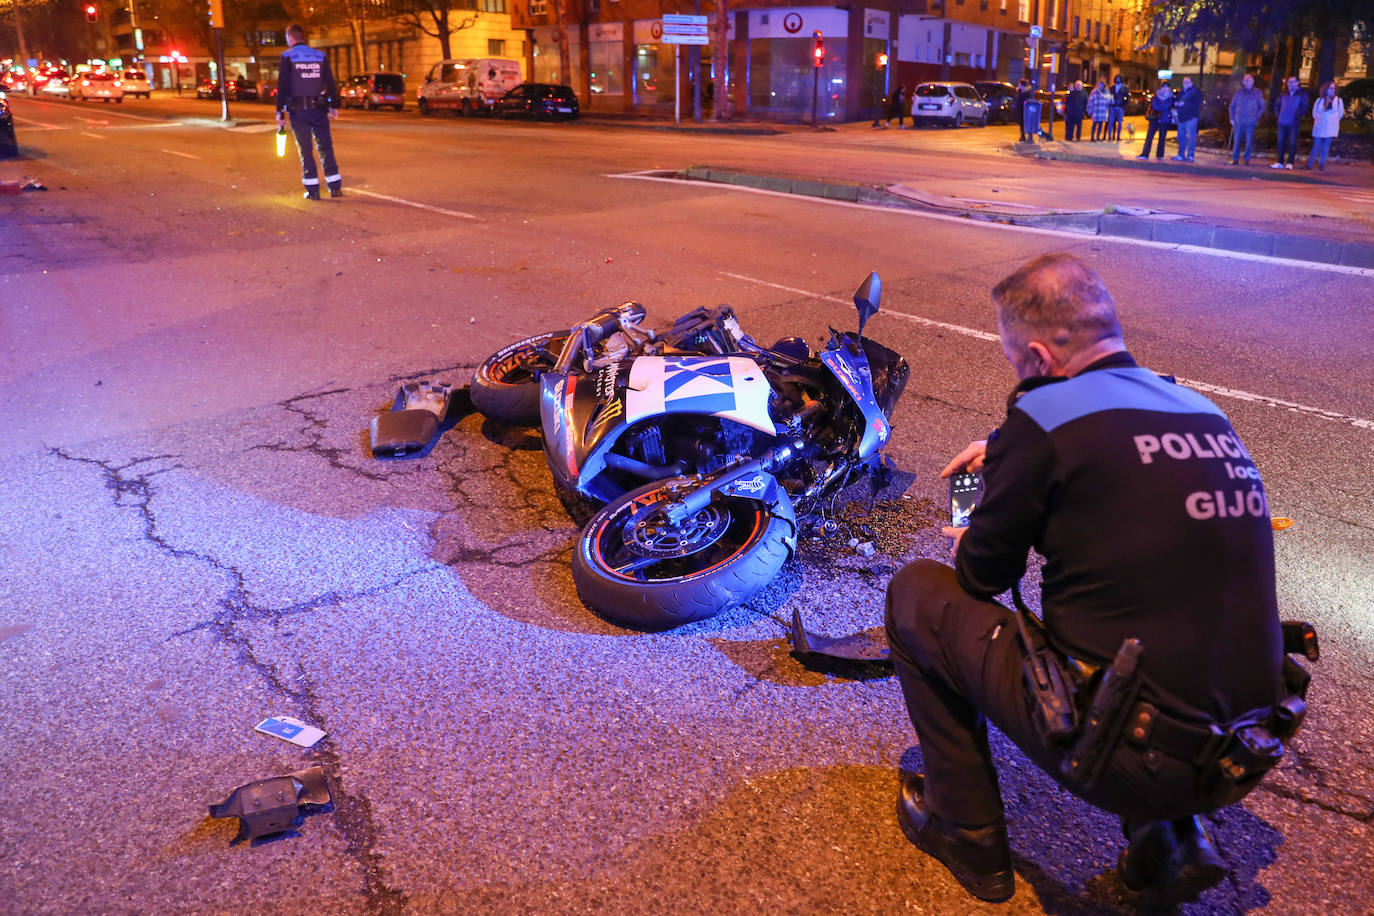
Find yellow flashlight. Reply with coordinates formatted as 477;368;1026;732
276;126;287;158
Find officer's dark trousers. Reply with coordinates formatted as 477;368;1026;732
289;108;340;191
885;560;1213;828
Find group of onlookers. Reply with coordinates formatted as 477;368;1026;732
1049;72;1346;171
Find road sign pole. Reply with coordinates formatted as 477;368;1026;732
675;44;680;126
215;26;229;122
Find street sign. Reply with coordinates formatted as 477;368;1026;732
662;13;709;46
1029;25;1042;39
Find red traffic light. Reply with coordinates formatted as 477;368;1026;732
876;52;889;70
85;4;97;20
813;31;825;68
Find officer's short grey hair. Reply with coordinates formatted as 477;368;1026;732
991;253;1122;349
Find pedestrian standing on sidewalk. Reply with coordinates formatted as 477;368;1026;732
1108;76;1128;141
1136;81;1175;161
1172;76;1203;162
1015;79;1032;141
1088;80;1110;141
886;85;907;129
1306;82;1344;171
1064;80;1087;141
1272;76;1309;170
1228;74;1265;165
275;23;342;200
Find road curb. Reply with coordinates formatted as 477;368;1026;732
581;117;786;136
677;166;1374;269
1009;142;1345;184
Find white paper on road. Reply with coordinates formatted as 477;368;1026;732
255;715;328;748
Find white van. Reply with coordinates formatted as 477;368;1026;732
417;59;522;115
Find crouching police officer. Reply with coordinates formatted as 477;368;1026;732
886;254;1307;905
275;24;342;200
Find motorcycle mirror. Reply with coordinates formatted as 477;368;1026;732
853;272;881;338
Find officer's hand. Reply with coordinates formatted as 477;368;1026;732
275;113;285;127
328;108;339;120
940;525;968;557
939;440;988;478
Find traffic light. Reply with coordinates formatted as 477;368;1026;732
208;0;224;28
876;51;889;70
813;31;825;68
85;4;97;22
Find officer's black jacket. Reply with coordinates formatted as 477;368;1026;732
957;351;1282;724
276;44;338;111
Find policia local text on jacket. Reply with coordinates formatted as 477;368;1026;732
276;26;341;199
885;255;1301;906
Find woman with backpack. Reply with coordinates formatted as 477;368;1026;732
1306;82;1345;171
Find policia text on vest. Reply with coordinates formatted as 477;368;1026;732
275;24;342;200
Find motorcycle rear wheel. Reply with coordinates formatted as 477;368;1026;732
471;329;571;426
572;478;796;630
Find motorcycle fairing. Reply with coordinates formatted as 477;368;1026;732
818;345;890;461
624;356;775;435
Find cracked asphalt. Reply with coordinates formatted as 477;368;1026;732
1;97;1371;914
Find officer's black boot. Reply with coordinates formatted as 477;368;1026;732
303;187;321;200
328;182;342;198
1119;816;1227;905
897;773;1015;903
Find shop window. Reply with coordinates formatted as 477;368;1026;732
1072;17;1079;38
589;39;623;94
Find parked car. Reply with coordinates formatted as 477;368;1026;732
120;68;152;99
71;72;125;103
1;92;17;158
417;58;522;115
1033;89;1066;118
973;81;1018;123
340;72;406;110
910;81;989;127
197;77;258;101
1126;89;1150;115
491;82;579;120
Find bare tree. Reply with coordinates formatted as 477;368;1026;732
712;0;730;120
396;0;479;62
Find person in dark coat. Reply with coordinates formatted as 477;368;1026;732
1271;75;1310;170
1171;76;1203;161
1108;76;1129;141
1135;81;1176;161
885;84;907;129
1015;79;1032;141
1063;80;1087;141
275;23;341;199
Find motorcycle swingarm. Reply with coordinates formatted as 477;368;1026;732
788;609;894;679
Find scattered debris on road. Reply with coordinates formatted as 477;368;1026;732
254;715;327;749
0;178;47;194
788;608;893;679
369;381;458;458
208;765;333;846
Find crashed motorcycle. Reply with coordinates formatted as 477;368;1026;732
470;273;909;629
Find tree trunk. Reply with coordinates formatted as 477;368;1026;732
555;0;571;87
712;1;730;120
437;9;452;61
1316;18;1337;88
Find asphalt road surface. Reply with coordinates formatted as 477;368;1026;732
2;95;1372;914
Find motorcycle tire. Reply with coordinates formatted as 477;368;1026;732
572;477;797;630
470;329;571;427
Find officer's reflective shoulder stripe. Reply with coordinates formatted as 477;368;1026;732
285;46;325;62
1015;367;1224;432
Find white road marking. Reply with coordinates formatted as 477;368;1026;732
76;117;111;126
80;131;108;140
229;123;278;134
609;171;1374;279
721;271;1374;432
71;106;168;124
162;149;201;159
11;116;65;130
347;188;478;220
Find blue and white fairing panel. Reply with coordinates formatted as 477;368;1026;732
818;346;890;461
625;356;775;434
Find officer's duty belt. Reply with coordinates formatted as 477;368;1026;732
1122;701;1271;765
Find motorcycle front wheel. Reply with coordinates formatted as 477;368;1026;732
572;478;796;630
470;329;571;426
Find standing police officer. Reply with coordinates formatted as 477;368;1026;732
275;24;341;200
886;254;1293;906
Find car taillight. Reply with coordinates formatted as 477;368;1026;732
82;79;90;86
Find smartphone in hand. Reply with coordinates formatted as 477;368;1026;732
949;471;984;528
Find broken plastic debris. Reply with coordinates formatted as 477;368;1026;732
208;765;332;845
369;381;455;458
855;541;877;557
1271;517;1294;531
788;609;893;678
255;715;327;748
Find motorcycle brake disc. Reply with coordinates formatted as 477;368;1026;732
623;502;730;559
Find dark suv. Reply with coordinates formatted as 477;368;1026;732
492;83;579;121
340;72;406;110
974;81;1018;123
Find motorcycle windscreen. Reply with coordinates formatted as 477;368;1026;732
624;356;775;434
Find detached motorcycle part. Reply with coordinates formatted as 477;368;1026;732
208;765;332;845
369;382;456;458
572;477;797;630
471;329;572;426
788;609;894;678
